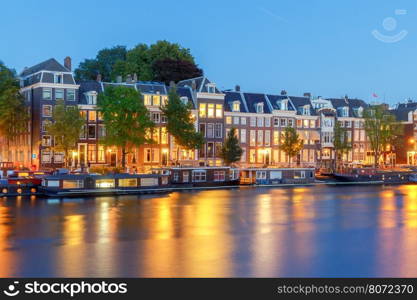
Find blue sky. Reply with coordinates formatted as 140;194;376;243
1;0;417;104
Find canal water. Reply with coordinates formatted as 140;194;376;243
1;184;417;277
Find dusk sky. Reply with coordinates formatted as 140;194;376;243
1;0;417;104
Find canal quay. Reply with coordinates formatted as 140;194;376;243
1;184;416;277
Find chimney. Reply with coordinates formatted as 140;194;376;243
191;80;197;91
116;75;122;83
96;73;102;82
133;73;138;82
281;90;287;96
235;85;240;92
303;92;311;98
64;56;72;71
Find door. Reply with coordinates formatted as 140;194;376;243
78;143;87;167
110;153;117;167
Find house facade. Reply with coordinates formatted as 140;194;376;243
0;57;390;171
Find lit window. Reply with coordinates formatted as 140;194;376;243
88;111;96;122
42;105;52;117
42;135;51;146
63;180;84;189
153;95;160;106
216;104;222;118
96;179;115;188
98;145;105;162
199;103;206;118
208;104;215;118
55;89;64;100
161;127;168;144
88;144;96;162
119;178;137;187
226;116;232;124
43;88;52;100
232;101;240;112
144;95;152;106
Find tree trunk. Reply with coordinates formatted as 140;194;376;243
121;147;126;170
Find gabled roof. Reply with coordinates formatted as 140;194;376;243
397;102;417;110
20;58;70;77
390;107;415;122
177;76;221;94
176;86;197;109
78;80;103;104
266;94;296;111
224;91;248;112
289;96;316;116
328;97;367;117
243;93;272;114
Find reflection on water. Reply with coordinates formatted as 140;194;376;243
1;185;417;277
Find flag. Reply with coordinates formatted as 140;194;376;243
372;93;378;98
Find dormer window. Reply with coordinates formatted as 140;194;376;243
341;106;349;117
180;96;188;105
54;73;63;84
357;106;364;117
206;83;216;94
256;102;264;114
302;105;310;115
85;91;97;105
232;101;240;112
279;100;288;111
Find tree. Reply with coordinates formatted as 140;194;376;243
364;105;402;168
45;100;84;167
333;121;352;171
0;61;29;159
161;87;204;162
98;85;154;169
219;128;243;166
74;46;127;82
280;126;303;167
152;58;203;85
74;41;199;83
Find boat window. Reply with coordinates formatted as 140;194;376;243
214;171;225;182
294;171;306;179
141;178;158;186
270;171;282;180
63;180;84;189
95;179;115;188
256;171;267;179
119;178;137;187
47;180;60;187
183;171;189;183
192;171;207;182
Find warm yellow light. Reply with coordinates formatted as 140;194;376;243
107;149;112;153
72;151;78;157
409;138;415;144
162;148;168;154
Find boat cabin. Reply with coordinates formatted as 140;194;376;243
239;168;315;185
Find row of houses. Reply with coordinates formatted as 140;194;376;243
2;57;417;171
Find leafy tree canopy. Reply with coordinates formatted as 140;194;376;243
280;126;303;164
219;128;243;166
97;85;155;168
161;87;204;150
74;41;201;83
45;100;84;167
152;58;203;85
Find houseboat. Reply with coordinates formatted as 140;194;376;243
153;167;240;187
40;173;170;196
333;168;414;184
239;168;316;185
